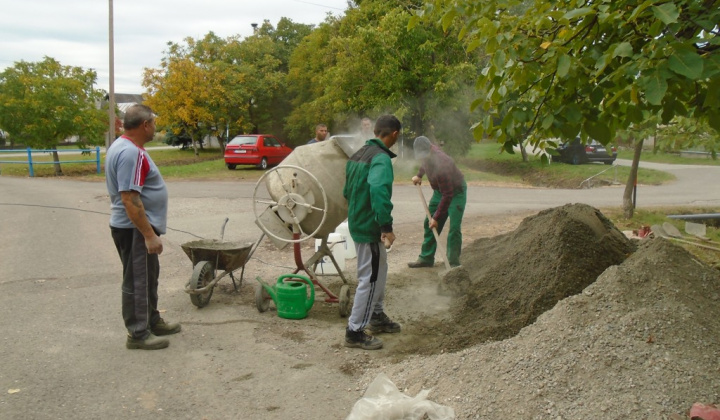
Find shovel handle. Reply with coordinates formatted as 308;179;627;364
416;184;452;271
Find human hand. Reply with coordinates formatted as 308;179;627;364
382;232;396;249
428;218;438;230
412;176;422;185
146;235;163;255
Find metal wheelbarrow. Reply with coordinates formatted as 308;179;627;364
181;218;260;308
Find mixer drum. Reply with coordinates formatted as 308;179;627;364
264;137;360;238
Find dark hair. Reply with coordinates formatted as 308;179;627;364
123;104;154;130
374;115;401;138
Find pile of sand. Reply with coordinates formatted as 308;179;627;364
395;203;636;355
366;204;720;418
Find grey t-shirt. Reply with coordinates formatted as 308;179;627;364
105;136;168;234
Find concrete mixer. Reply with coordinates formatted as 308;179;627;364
252;135;365;316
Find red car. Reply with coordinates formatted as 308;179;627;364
224;134;293;170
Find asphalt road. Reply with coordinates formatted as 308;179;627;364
0;160;718;419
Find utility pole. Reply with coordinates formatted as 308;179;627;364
107;0;116;148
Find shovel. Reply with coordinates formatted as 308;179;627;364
416;184;452;272
415;185;471;296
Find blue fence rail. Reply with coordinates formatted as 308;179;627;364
0;147;101;177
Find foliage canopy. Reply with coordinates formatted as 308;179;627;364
417;0;719;149
0;57;107;149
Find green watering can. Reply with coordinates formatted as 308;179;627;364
257;274;315;319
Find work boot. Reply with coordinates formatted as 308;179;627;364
152;318;182;336
369;312;402;333
126;333;169;350
344;329;383;350
407;260;433;268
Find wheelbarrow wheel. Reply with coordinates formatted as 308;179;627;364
190;261;215;308
255;284;271;312
338;285;351;317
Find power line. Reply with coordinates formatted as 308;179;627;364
289;0;346;11
0;203;204;239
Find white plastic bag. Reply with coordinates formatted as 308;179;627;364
346;373;455;420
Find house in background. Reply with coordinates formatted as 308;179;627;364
108;93;144;131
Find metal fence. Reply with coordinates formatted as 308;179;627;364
0;147;101;177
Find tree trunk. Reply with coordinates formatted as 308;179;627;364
51;151;63;176
519;138;529;162
622;138;644;218
190;133;199;156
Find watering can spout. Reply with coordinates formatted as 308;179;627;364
256;278;278;304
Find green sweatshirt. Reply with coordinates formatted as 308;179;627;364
343;139;396;243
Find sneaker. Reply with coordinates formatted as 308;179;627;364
126;333;169;350
152;318;181;336
369;312;402;333
344;329;383;350
407;260;433;268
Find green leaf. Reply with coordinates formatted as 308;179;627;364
541;114;554;130
668;49;703;80
564;103;582;124
704;54;720;78
441;10;457;32
584;120;611;143
557;54;571;78
704;77;720;110
563;8;594;20
613;42;633;58
651;3;679;25
708;110;720;133
503;141;515;154
472;121;485;140
642;71;668;105
492;50;506;71
560;123;580;139
628;0;653;22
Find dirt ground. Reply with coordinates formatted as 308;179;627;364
168;203;719;419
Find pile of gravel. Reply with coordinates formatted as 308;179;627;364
363;206;720;418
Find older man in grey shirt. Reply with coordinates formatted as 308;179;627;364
106;104;181;350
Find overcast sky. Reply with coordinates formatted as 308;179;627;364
0;0;349;94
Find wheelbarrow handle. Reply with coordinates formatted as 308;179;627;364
220;217;230;241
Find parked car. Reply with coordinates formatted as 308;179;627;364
555;137;617;165
224;134;293;170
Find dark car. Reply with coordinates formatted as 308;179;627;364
224;134;293;170
556;137;617;165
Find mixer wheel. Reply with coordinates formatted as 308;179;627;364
338;285;351;317
255;284;271;313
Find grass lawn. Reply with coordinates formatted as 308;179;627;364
0;142;698;187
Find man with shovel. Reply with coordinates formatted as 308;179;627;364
408;136;467;269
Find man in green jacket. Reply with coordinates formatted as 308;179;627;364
343;114;402;350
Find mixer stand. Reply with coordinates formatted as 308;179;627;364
292;233;349;304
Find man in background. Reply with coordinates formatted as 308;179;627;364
105;104;181;350
359;117;374;140
408;136;467;269
307;124;328;144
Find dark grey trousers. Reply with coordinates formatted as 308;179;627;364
111;227;160;339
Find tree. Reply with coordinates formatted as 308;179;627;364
420;0;719;214
144;35;228;156
287;0;479;155
144;21;312;150
0;57;107;175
